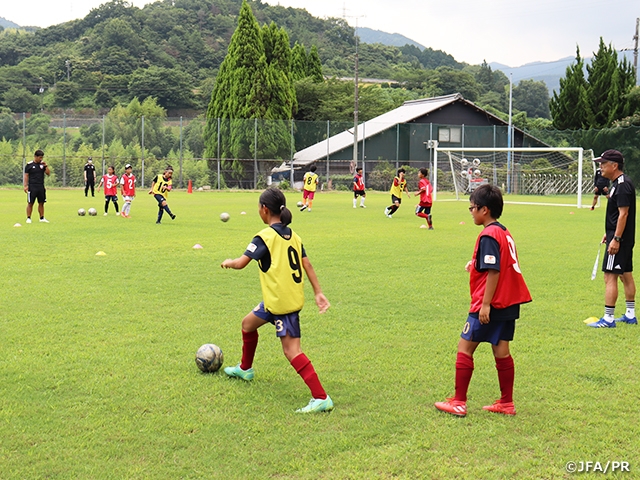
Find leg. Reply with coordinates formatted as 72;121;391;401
26;202;34;219
162;200;174;217
157;206;164;223
85;183;89;196
591;195;598;209
105;199;110;213
114;200;119;213
484;340;516;414
239;312;268;369
620;272;636;302
360;193;366;207
604;272;620;319
282;335;330;405
454;338;479;402
90;183;95;196
38;201;45;219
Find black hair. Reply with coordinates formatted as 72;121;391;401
108;165;115;171
165;165;174;172
259;188;292;226
419;167;428;177
469;184;503;219
310;165;317;172
34;149;44;157
397;168;406;175
356;167;363;173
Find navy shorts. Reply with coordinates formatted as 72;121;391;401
460;315;515;345
154;194;167;206
27;188;46;204
391;194;401;205
105;195;118;202
354;189;366;198
252;302;301;338
602;237;634;274
415;205;431;215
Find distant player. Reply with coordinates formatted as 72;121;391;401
415;168;433;229
221;188;333;413
590;165;610;210
149;166;175;224
23;149;50;224
300;165;318;212
353;167;366;208
384;168;410;218
83;157;96;197
97;165;119;216
435;184;531;417
119;164;136;218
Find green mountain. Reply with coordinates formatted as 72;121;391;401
0;17;20;29
358;27;424;50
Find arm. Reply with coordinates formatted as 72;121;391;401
23;172;29;193
97;177;104;189
608;206;629;255
404;184;411;198
221;255;252;270
84;169;87;183
149;180;156;194
479;269;499;324
43;162;50;176
302;256;330;313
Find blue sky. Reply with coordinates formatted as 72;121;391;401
2;0;638;66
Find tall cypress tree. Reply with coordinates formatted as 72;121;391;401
291;42;308;82
306;45;324;83
587;38;619;128
550;47;591;129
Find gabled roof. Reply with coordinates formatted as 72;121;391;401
293;93;470;164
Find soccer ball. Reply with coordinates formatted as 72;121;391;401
88;208;97;216
220;212;230;222
297;201;303;207
474;169;481;178
460;158;469;168
472;158;481;166
195;344;224;373
78;208;86;216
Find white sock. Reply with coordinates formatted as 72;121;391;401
353;198;356;207
626;300;635;318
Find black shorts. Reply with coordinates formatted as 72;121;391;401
415;205;432;215
594;186;608;196
602;237;634;274
354;189;366;198
154;194;167;206
461;315;516;345
27;188;46;204
391;194;401;205
105;195;118;203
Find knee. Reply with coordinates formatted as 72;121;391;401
282;344;302;362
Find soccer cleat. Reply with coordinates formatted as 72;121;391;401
224;364;254;381
120;211;126;217
299;205;307;212
360;204;366;208
39;218;49;223
615;315;638;325
26;218;32;224
587;317;616;328
429;226;434;230
104;213;108;216
483;400;516;416
170;214;176;220
296;395;334;413
156;221;161;224
434;398;467;417
384;207;389;216
353;205;357;208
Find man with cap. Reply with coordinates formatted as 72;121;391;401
84;157;96;197
119;163;136;218
23;149;50;223
588;149;638;328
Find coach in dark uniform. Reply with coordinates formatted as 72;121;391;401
588;149;637;328
84;157;96;197
23;149;51;224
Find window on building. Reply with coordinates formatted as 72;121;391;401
438;127;462;143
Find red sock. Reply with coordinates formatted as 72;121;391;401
416;212;429;219
454;352;474;402
495;355;515;403
291;353;327;400
240;330;259;370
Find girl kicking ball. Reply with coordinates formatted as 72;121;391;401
221;188;333;413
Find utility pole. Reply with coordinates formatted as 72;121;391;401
634;17;639;84
353;17;360;169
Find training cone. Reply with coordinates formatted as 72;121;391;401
95;251;107;256
14;223;21;227
188;179;193;194
192;244;203;249
583;316;599;324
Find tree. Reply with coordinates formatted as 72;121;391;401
0;111;19;140
550;47;591;129
53;81;80;107
290;42;307;82
306;45;323;83
2;87;40;113
587;39;620;127
128;66;195;109
513;79;550;119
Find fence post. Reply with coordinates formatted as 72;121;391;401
101;115;106;176
326;120;330;184
179;116;183;188
217;118;221;190
362;121;366;177
254;118;258;189
62;113;66;187
141;115;145;188
395;123;399;169
22;113;26;175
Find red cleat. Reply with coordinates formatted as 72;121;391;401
482;400;516;416
434;398;467;417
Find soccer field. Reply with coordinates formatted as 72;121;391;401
1;188;637;479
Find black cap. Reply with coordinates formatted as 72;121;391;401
594;149;624;166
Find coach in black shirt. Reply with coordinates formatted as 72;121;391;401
84;157;96;197
588;149;637;328
23;149;51;224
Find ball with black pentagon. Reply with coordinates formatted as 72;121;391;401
195;344;224;373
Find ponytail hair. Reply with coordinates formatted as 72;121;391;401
259;188;292;226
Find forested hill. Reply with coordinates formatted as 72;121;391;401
0;0;470;113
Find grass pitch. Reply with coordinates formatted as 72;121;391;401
0;188;638;479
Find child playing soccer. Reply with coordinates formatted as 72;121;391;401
435;184;531;417
353;167;366;208
119;164;136;218
221;188;333;413
385;168;410;218
97;165;119;216
590;165;610;210
300;165;319;212
149;166;175;224
415;168;433;229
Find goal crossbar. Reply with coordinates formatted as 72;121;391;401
433;146;585;208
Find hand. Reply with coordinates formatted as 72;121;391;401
479;305;491;324
465;260;473;272
601;234;607;244
220;259;234;269
23;186;28;193
608;239;620;255
148;190;153;195
603;187;608;194
315;293;330;313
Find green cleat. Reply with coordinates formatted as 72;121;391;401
224;364;254;381
295;395;334;413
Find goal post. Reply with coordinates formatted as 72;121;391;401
432;146;593;208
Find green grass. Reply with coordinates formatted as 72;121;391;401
0;188;638;479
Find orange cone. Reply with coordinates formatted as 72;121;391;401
188;179;193;194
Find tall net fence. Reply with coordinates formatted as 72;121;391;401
1;114;638;194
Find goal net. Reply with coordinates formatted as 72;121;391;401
433;147;595;208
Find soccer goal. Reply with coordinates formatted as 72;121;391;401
433;146;595;208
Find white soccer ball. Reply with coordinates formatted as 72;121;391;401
460;158;469;168
460;170;469;178
220;212;230;222
297;201;303;208
195;344;224;373
88;208;97;216
472;158;481;166
474;169;481;178
78;208;86;216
